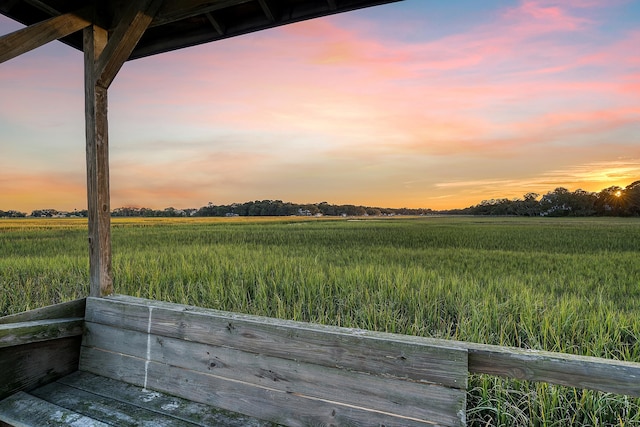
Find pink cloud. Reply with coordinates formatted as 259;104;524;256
3;0;638;211
502;0;591;32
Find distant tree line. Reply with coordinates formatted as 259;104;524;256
111;201;433;218
0;210;27;218
3;180;639;218
446;180;640;217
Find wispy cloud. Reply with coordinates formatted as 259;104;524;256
435;158;640;205
1;0;638;211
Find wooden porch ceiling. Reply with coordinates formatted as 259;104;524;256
1;0;400;60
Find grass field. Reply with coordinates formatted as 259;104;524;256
1;216;639;425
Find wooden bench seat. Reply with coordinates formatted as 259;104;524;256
0;295;468;426
0;371;276;426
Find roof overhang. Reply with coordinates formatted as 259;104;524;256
1;0;400;60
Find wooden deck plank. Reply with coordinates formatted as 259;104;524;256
58;371;278;427
0;318;83;348
86;296;468;389
31;381;201;426
81;348;460;427
0;391;108;427
80;346;148;388
0;336;81;400
83;322;467;425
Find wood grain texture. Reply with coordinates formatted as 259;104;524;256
57;371;276;427
0;8;90;64
82;322;467;426
84;25;112;298
81;349;456;427
85;296;468;388
0;392;108;427
466;344;640;397
96;0;163;89
31;381;198;427
89;295;640;398
0;298;85;324
152;0;253;27
81;296;468;426
0;318;83;348
0;336;81;400
80;347;147;388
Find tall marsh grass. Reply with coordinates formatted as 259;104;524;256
1;216;639;425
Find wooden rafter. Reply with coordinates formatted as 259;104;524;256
96;0;163;89
22;0;60;16
205;12;224;36
0;0;21;14
257;0;275;22
0;8;90;64
327;0;337;10
151;0;252;27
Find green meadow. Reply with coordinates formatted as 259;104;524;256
1;216;639;426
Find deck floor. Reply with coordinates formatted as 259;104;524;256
0;371;279;426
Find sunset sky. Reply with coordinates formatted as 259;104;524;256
1;0;639;212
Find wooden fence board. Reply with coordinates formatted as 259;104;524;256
465;344;640;397
0;318;83;348
0;298;85;324
86;296;468;389
81;347;459;427
0;336;81;400
86;295;640;399
80;347;147;388
82;322;467;426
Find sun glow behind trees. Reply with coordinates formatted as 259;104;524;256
3;180;639;218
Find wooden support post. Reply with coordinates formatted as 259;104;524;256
82;0;161;297
84;25;112;298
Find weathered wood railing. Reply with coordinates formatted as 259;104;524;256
81;295;469;426
1;295;640;426
464;341;640;397
0;299;86;400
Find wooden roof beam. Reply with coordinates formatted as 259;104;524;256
96;0;163;89
0;0;21;15
151;0;252;27
21;0;61;17
327;0;338;10
0;8;90;64
205;12;225;36
257;0;275;22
